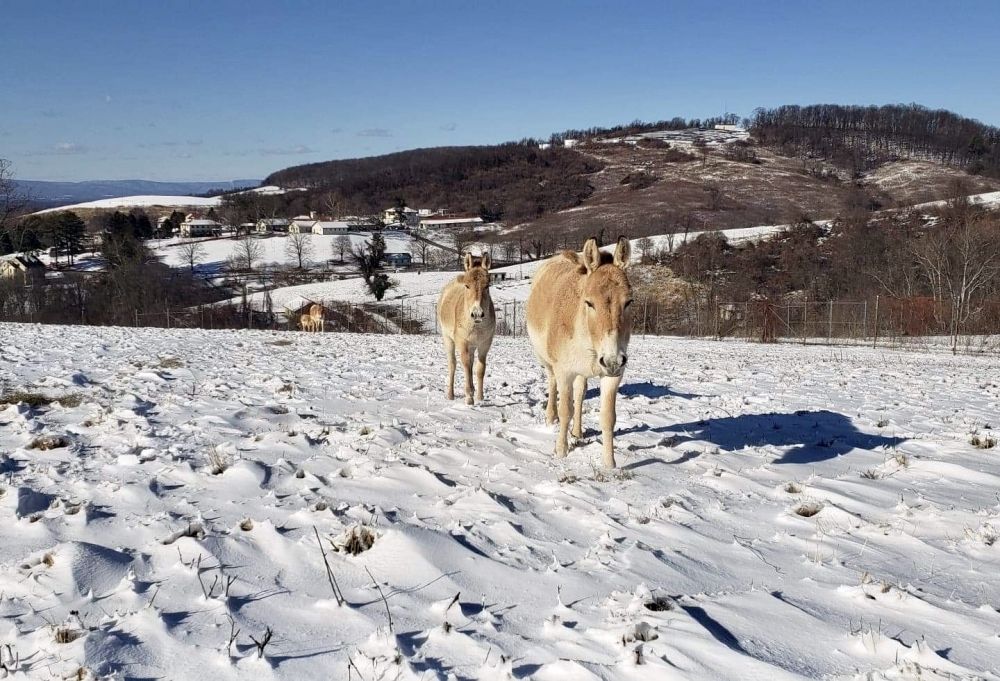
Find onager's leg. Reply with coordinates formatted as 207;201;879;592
572;375;586;439
474;346;488;403
599;375;622;467
545;366;558;425
459;342;475;405
443;336;456;400
555;373;574;457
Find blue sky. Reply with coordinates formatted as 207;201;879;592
2;0;998;182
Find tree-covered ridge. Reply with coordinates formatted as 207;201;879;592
264;143;603;223
751;103;1000;177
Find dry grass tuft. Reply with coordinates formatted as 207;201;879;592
28;434;70;450
333;524;377;555
1;390;82;409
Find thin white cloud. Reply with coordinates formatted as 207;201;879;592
54;142;88;155
357;128;392;138
259;144;317;156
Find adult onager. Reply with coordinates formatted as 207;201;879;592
526;237;633;467
437;253;496;404
297;304;324;332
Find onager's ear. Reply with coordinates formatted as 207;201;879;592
582;238;601;273
613;236;632;269
481;252;491;270
463;252;473;272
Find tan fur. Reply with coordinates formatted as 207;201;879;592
526;237;633;466
299;313;316;332
307;303;324;332
437;252;496;404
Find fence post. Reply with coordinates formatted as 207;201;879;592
643;299;649;337
872;295;880;349
802;300;808;345
862;300;867;340
827;300;833;341
714;303;720;339
135;309;139;328
399;297;404;334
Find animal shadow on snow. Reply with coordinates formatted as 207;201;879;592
624;409;905;464
585;380;701;401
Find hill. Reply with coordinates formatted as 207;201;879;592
259;104;1000;244
18;179;259;208
264;143;604;222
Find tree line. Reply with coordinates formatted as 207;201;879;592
751;104;1000;177
665;191;1000;349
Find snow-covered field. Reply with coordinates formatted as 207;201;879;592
152;232;415;274
2;323;999;680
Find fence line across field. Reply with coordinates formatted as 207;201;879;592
123;294;998;355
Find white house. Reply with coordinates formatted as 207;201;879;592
418;215;484;230
312;221;351;235
714;124;744;132
288;217;316;234
563;138;579;148
180;219;222;238
382;206;420;228
538;143;552;150
0;253;45;281
256;218;290;234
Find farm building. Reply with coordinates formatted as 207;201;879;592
418;215;484;230
179;219;222;238
384;252;412;267
0;253;46;281
313;221;351;235
256;218;290;234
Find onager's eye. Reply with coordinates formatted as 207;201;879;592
624;299;634;309
585;300;595;309
465;284;470;289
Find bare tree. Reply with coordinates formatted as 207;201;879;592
334;234;351;263
285;231;314;269
1;158;31;252
910;210;1000;352
178;240;206;272
231;237;263;271
637;236;655;260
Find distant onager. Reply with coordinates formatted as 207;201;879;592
526;237;633;467
299;313;316;332
307;303;325;332
437;252;496;404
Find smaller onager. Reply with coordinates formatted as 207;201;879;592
299;313;316;332
526;236;633;467
437;252;496;404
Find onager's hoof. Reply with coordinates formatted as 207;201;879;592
465;396;474;406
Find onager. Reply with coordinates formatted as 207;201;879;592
526;237;633;467
297;304;323;332
437;252;496;404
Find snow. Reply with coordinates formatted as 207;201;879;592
2;323;999;679
911;190;1000;211
33;195;222;214
151;231;415;274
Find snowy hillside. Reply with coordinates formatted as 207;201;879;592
2;323;999;679
33;194;222;214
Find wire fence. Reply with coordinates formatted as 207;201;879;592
119;293;999;355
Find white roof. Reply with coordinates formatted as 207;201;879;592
419;216;483;224
183;219;220;226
